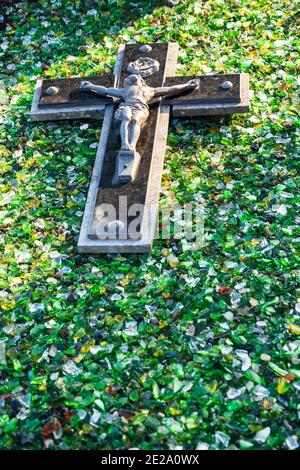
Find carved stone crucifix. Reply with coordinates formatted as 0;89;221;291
30;42;249;253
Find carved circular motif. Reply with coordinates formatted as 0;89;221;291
220;80;233;90
127;57;160;77
139;44;152;53
45;86;58;95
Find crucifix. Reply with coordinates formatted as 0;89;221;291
30;42;249;253
79;74;200;183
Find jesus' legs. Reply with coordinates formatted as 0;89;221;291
119;106;132;150
128;111;148;152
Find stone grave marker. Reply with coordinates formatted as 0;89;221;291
30;42;249;253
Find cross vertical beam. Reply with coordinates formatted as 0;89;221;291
79;43;179;253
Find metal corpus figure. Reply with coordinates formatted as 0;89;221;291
80;75;200;153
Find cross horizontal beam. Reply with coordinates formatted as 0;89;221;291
30;73;249;120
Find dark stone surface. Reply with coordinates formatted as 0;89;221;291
38;75;114;108
119;42;169;88
88;104;160;238
164;74;241;104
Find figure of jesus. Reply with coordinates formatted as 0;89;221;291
80;75;200;153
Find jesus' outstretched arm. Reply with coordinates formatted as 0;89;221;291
80;81;124;98
152;79;200;98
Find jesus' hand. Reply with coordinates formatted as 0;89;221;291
80;81;93;90
187;79;200;90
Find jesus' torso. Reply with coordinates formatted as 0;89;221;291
120;85;154;108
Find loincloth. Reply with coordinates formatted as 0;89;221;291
114;99;149;120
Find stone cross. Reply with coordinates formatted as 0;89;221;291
30;42;249;253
